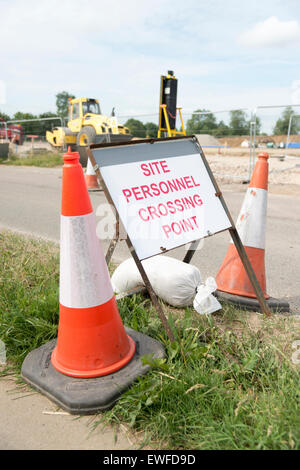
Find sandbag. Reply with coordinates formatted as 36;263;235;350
111;255;202;308
193;277;222;314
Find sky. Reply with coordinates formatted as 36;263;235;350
1;0;300;130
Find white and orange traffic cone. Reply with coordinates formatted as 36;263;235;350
85;156;100;191
51;148;135;377
216;152;289;312
21;148;165;414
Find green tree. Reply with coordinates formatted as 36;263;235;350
215;120;231;137
124;118;146;138
5;111;62;138
273;106;299;135
186;109;218;134
145;122;158;138
13;112;38;135
56;91;75;118
38;112;62;136
0;110;10;121
243;115;262;136
229;110;249;135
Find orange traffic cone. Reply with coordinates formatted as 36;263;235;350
85;156;100;191
21;148;165;414
51;148;135;377
216;152;289;312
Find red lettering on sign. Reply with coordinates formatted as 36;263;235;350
148;206;159;219
132;186;143;200
160;160;170;173
191;176;200;187
162;216;199;239
139;208;150;221
162;225;171;238
174;199;184;211
150;183;160;196
122;174;200;202
122;188;132;202
183;176;193;188
140;185;152;198
141;163;151;176
140;160;170;177
190;215;198;228
166;201;176;214
157;203;168;216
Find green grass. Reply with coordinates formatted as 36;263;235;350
1;230;300;449
0;151;63;168
0;231;59;367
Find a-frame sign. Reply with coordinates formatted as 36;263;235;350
87;136;271;342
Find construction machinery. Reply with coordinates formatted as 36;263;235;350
0;118;24;145
157;71;186;138
46;97;132;166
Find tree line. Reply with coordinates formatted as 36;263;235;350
0;91;74;136
1;90;299;138
124;107;300;138
184;106;300;137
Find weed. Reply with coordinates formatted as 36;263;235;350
0;231;59;366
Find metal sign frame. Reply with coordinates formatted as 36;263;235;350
87;136;271;341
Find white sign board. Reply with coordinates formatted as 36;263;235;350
96;144;232;260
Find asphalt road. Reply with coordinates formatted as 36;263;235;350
0;164;299;314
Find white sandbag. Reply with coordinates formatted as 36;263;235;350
111;255;202;308
193;277;222;315
111;257;145;293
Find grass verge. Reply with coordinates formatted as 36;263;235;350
1;230;300;449
0;151;63;168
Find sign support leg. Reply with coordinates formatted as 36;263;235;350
126;238;175;343
229;227;272;317
182;240;200;264
105;214;119;265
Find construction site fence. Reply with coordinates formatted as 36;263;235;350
2;105;300;180
116;104;300;181
0;116;64;140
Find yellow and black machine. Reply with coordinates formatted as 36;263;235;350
157;71;186;138
46;97;132;166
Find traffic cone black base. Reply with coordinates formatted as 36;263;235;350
21;327;165;415
215;291;290;313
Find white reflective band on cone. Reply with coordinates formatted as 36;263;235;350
60;213;113;308
86;158;96;175
232;187;267;250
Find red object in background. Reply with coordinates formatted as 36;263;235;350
0;118;24;145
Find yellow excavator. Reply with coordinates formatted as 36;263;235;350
46;97;132;165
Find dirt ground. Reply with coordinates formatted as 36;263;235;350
9;140;52;156
203;147;300;196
